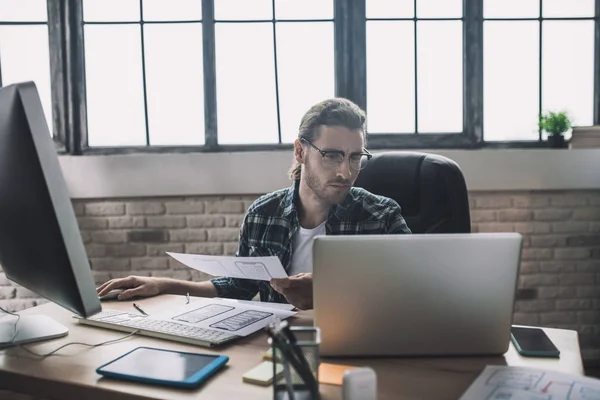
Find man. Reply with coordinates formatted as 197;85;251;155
97;98;411;309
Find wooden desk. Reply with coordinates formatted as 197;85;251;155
0;295;584;400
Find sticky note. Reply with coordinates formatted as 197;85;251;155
319;363;359;386
243;361;284;386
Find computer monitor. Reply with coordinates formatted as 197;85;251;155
0;81;101;347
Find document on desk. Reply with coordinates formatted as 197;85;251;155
459;365;600;400
166;252;288;281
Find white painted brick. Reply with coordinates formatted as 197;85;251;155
512;313;540;325
127;202;166;215
540;261;577;273
566;234;600;246
243;200;257;210
474;196;511;209
80;231;92;244
91;231;127;244
470;210;496;223
169;258;189;270
147;216;186;229
555;248;590;260
521;237;531;248
530;235;567;247
93;271;111;285
521;248;553;261
0;287;16;299
166;201;205;215
187;215;226;228
0;299;38;312
147;244;185;257
541;312;577;324
477;222;514;232
104;244;146;257
578;286;600;298
151;270;192;281
519;274;559;287
72;202;85;216
15;287;38;299
511;196;550;208
538;287;576;299
0;273;10;286
108;217;145;229
185;243;223;255
559;273;596;286
226;215;245;227
90;258;131;271
207;228;240;242
514;300;555;312
131;257;169;270
519;262;539;274
468;197;476;210
577;262;600;272
77;217;108;230
557;299;592;311
552;221;589;233
205;200;244;214
589;195;600;206
170;229;207;242
534;209;571;221
578;311;600;324
224;243;238;256
85;203;125;216
590;222;600;233
109;271;152;279
85;244;107;257
551;194;588;207
573;208;600;221
190;270;213;282
514;222;552;234
498;209;533;222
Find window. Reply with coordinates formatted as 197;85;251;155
22;0;600;153
0;0;53;135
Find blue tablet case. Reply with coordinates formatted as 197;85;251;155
96;346;229;389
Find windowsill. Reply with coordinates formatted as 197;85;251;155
58;148;600;199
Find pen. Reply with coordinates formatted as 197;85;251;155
133;303;148;316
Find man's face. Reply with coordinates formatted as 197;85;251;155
301;125;365;205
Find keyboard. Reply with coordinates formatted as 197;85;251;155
75;309;239;347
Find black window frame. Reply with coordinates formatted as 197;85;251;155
13;0;600;154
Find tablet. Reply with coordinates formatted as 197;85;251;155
96;346;229;389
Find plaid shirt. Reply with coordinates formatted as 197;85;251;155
210;180;411;303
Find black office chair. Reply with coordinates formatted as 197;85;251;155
354;151;471;234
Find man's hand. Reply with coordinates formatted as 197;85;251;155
96;276;163;301
270;273;313;310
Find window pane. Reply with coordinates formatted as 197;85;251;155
0;0;47;21
0;26;52;133
417;0;462;18
85;25;146;146
542;21;594;129
417;21;462;133
144;24;204;145
367;22;415;133
543;0;594;18
215;24;278;144
142;0;202;21
484;0;539;18
277;23;334;143
214;0;272;20
83;0;140;22
275;0;333;19
367;0;413;18
484;22;539;141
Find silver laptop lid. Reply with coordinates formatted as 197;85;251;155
313;233;522;357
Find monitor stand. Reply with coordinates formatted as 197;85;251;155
0;314;68;349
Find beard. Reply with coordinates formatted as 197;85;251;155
303;161;352;205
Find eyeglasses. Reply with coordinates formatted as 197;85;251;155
300;137;372;171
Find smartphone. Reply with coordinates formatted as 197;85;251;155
510;326;560;358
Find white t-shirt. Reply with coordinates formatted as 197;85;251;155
289;221;326;276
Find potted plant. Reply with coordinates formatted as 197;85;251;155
538;111;571;148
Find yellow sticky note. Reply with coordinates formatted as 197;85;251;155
243;361;284;386
318;363;359;386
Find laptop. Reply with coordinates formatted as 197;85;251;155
312;233;523;357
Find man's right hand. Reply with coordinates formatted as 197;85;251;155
96;276;162;301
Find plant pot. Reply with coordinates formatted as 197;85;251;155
547;134;568;149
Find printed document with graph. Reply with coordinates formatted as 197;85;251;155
459;365;600;400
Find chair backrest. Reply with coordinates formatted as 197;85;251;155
354;151;471;234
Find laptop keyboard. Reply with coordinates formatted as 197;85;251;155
81;309;238;345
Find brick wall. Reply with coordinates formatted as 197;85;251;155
1;191;598;362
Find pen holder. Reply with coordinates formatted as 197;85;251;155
271;326;321;400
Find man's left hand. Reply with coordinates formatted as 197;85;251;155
270;273;313;310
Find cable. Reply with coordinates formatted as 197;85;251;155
1;305;139;358
0;305;21;344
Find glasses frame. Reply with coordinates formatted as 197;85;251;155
300;137;372;171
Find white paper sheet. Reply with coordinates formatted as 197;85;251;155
459;365;600;400
150;296;296;337
166;252;288;281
